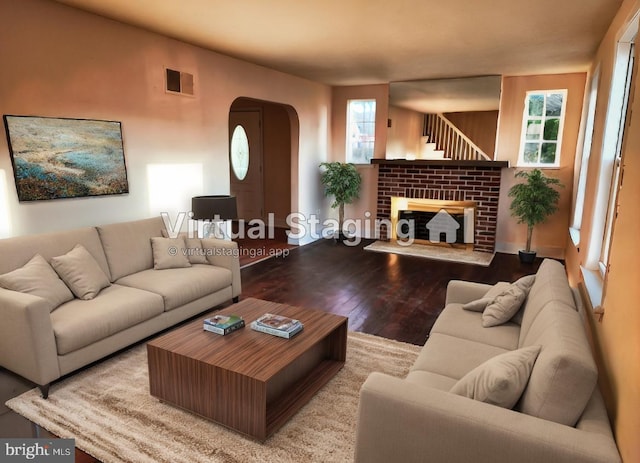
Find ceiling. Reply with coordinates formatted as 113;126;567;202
55;0;622;112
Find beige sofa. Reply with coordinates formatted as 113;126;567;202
355;259;621;463
0;217;241;398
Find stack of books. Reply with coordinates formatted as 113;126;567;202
203;314;244;335
250;313;304;339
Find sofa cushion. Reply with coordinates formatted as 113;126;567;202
50;284;164;355
150;237;192;270
482;285;526;327
430;304;520;350
0;227;111;279
115;264;232;310
450;345;541;408
411;333;510;380
51;244;111;300
518;303;598;426
519;259;576;345
0;254;74;312
97;217;165;281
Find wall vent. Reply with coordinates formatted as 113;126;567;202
165;68;194;96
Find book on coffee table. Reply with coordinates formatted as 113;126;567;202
203;314;244;335
250;313;303;339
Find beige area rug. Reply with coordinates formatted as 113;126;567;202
364;240;495;267
6;332;419;463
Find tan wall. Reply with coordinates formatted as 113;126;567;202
0;0;330;242
494;73;586;258
386;105;423;159
564;2;640;461
330;85;389;238
443;111;499;157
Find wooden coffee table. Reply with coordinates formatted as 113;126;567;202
147;298;348;440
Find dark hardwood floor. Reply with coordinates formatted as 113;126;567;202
240;238;542;345
4;237;543;462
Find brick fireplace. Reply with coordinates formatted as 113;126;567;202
373;159;507;253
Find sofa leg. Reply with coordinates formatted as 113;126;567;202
232;296;239;303
38;384;50;399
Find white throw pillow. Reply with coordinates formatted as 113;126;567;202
51;244;111;300
482;285;526;327
450;345;541;408
151;237;192;270
0;254;74;311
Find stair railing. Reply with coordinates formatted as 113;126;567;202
423;113;492;161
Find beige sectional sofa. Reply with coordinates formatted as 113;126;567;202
355;259;621;463
0;216;241;398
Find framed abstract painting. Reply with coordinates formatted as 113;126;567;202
3;115;129;201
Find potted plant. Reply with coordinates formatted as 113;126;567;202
508;169;563;263
319;161;362;242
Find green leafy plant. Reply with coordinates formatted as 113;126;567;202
319;162;362;237
508;169;563;253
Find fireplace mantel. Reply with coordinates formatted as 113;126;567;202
371;158;509;168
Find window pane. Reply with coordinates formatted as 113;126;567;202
524;143;540;163
543;118;560;140
230;125;249;180
545;93;564;116
540;143;557;164
528;95;544;116
526;120;542;140
347;99;376;163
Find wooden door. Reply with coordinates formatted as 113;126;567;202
229;110;263;221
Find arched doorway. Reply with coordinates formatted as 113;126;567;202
229;97;298;229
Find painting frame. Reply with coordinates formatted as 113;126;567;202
3;115;129;202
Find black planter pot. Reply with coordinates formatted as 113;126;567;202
518;250;537;264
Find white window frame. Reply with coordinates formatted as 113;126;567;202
517;90;568;168
581;14;638;310
571;67;600;236
346;99;376;164
585;24;636;277
599;43;634;277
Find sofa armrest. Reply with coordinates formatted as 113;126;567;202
355;373;620;463
201;238;241;298
445;280;495;305
0;288;60;386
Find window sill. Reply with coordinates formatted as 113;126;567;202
580;265;603;310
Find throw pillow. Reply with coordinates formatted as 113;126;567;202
450;345;541;409
462;297;493;312
0;254;74;312
514;274;535;292
510;274;536;325
482;285;526;327
151;237;192;270
51;244;111;300
461;282;510;312
160;230;208;264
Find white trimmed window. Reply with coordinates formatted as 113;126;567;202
346;99;376;164
517;90;567;167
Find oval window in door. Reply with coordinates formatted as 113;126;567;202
230;125;249;180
